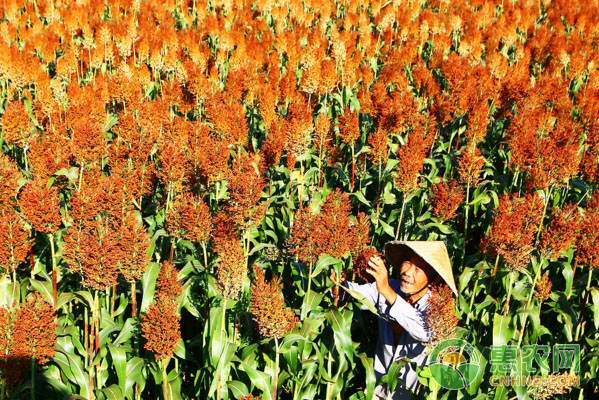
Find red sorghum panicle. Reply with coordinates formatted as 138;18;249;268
157;123;188;195
28;132;72;179
457;146;486;186
227;152;268;232
70;117;107;167
63;220;121;291
481;193;544;272
117;212;151;282
214;235;246;300
353;247;381;283
240;395;262;400
368;126;390;166
337;107;360;146
19;176;62;234
2;100;33;147
424;284;458;348
394;125;433;194
262;121;287;169
250;266;298;339
12;292;57;364
539;203;581;259
529;373;577;400
576;196;599;270
0;153;22;208
534;273;552;303
141;297;181;361
0;208;32;274
288;208;320;264
156;261;183;302
165;191;212;244
283;99;313;170
0;304;27;390
429;180;465;222
289;189;370;263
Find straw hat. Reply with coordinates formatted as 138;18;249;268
383;241;457;296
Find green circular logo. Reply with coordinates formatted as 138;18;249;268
429;339;481;390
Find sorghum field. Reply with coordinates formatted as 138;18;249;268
0;0;598;399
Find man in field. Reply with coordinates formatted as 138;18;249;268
330;241;457;399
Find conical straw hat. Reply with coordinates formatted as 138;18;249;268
383;241;457;296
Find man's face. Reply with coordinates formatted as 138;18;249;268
399;253;433;294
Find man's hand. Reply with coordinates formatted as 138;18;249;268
366;255;398;305
329;269;346;286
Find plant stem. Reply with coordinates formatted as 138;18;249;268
466;277;479;325
516;257;545;347
318;135;324;189
11;271;15;307
131;281;137;318
216;297;227;400
30;356;35;400
461;183;471;266
302;263;313;319
49;233;57;307
376;162;382;226
78;162;84;191
488;255;501;296
350;144;355;192
84;307;89;367
244;229;250;271
326;350;332;400
394;194;407;240
111;284;116;317
273;337;280;400
298;160;305;211
162;358;169;400
570;259;579;290
503;271;515;316
202;241;208;272
536;185;553;245
169;237;174;264
574;270;593;341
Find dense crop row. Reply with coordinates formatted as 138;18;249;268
0;0;598;399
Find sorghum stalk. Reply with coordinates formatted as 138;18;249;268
461;182;471;266
216;298;227;400
78;162;84;192
111;285;116;317
201;241;208;272
350;144;355;192
326;351;333;400
302;262;313;319
298;160;305;212
162;358;169;400
394;195;407;240
376;162;382;226
503;271;515;316
466;261;485;325
574;270;593;341
84;308;89;366
273;337;280;400
49;233;57;307
516;256;545;347
131;282;137;318
536;185;553;244
31;356;35;400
